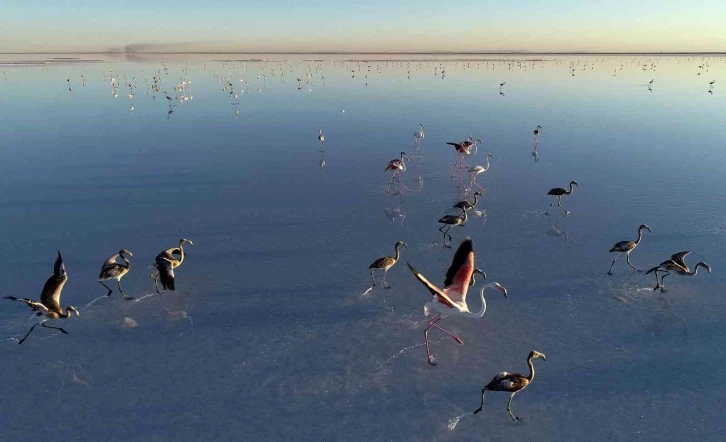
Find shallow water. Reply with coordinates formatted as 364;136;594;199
0;54;724;441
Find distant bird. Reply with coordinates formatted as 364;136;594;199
164;92;172;104
607;224;652;275
453;191;483;214
407;239;508;365
368;241;407;288
649;79;654;85
533;125;542;137
467;153;494;191
5;252;79;345
473;350;547;423
499;82;506;90
438;207;470;248
645;251;712;292
318;129;325;144
710;80;716;86
414;123;425;142
151;239;193;293
546;181;579;215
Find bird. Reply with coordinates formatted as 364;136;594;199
499;82;506;89
645;251;712;292
407;239;508;366
710;80;716;86
5;251;79;345
98;249;135;300
318;129;325;144
607;224;652;275
446;137;481;173
473;350;547;423
533;125;542;137
546;181;579;215
467;153;494;191
385;152;409;187
368;241;407;288
151;239;193;293
438;207;470;248
414;123;425;142
453;191;483;214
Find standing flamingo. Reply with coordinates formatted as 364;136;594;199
385;152;410;190
406;239;508;366
473;350;547;423
438;207;470;248
466;153;493;191
368;241;407;288
453;191;484;214
98;249;135;300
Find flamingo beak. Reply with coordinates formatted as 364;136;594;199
495;282;508;298
541;354;547;361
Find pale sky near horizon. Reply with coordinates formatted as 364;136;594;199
1;0;725;53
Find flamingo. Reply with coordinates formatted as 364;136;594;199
414;123;425;142
446;136;481;174
453;191;483;214
467;153;493;191
438;207;470;248
318;129;325;145
368;241;407;288
4;252;79;345
545;181;579;215
645;251;712;292
98;249;135;300
607;224;651;275
151;239;193;293
473;350;547;423
406;239;508;366
533;125;542;139
385;152;410;190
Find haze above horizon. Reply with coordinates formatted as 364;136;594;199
2;0;725;53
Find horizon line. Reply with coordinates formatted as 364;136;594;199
2;51;726;56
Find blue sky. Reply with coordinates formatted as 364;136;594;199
1;0;725;52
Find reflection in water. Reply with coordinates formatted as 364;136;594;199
319;148;326;174
545;213;571;244
532;141;540;162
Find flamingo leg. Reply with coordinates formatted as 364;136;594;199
118;279;134;300
150;271;162;293
659;271;670;292
431;322;463;344
546;196;557;214
18;322;41;345
42;321;68;335
608;253;620;275
100;281;113;296
382;269;390;289
557;196;569;214
507;392;522;423
370;269;377;287
424;313;442;366
626;253;639;272
439;224;452;247
474;388;487;414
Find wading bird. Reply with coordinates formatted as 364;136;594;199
151;239;193;293
5;252;79;345
318;129;325;145
546;181;579;215
98;249;134;300
453;191;483;214
368;241;407;288
467;153;494;191
446;137;481;173
607;224;652;275
438;207;470;248
407;239;508;365
645;251;712;291
385;152;409;189
533;125;542;137
474;350;547;423
414;123;425;142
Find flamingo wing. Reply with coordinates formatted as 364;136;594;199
442;239;475;305
40;251;68;311
407;262;455;308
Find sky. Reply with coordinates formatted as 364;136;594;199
1;0;725;53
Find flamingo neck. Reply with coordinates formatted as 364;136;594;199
689;263;706;276
460;210;468;223
472;193;480;206
483;156;490;171
177;242;186;265
467;286;489;318
526;356;536;382
59;308;72;318
120;253;131;269
393;244;401;262
566;183;575;194
634;228;644;245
